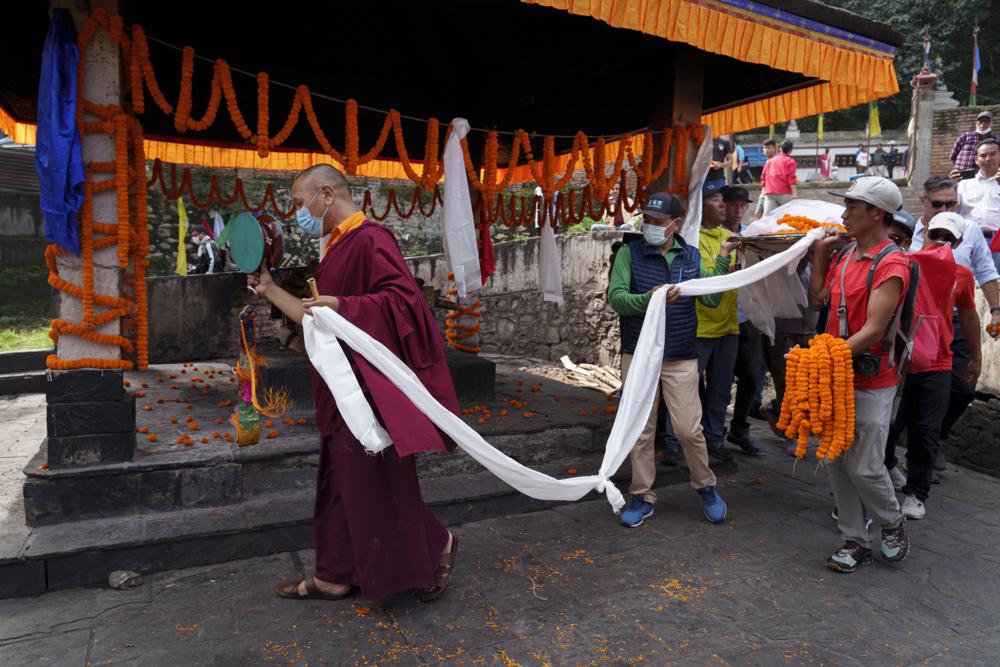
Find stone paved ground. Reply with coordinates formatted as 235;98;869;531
2;419;999;666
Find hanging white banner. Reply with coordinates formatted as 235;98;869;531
441;118;482;298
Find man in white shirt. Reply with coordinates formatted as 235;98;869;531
855;144;870;175
955;138;1000;273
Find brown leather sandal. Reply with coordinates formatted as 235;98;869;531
420;534;458;603
276;577;354;601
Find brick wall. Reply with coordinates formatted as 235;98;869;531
931;105;1000;177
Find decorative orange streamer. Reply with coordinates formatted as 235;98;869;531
444;273;482;353
46;10;150;371
776;334;855;462
60;8;711;369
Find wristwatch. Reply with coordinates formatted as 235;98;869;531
991;307;1000;315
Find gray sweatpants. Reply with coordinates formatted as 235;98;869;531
826;387;903;548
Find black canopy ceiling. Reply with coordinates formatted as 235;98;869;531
1;0;902;160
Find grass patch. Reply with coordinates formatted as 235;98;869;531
0;326;52;353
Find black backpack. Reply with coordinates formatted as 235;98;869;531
830;241;921;372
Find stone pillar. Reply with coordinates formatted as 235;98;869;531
648;46;704;195
56;0;123;362
41;0;136;469
908;68;938;189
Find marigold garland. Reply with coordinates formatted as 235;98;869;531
255;72;269;158
766;214;847;234
46;16;150;371
444;273;482;353
63;9;712;370
101;4;705;205
776;334;855;462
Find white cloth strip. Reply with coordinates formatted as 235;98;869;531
302;228;823;512
442;118;482;298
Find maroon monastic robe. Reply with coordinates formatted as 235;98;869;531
312;221;460;455
309;220;457;599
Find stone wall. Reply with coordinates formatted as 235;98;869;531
941;398;1000;477
406;231;623;367
0;192;42;239
145;231;623;367
144;174;457;276
146;271;282;363
931;105;1000;177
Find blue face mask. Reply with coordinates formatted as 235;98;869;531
295;190;328;237
643;224;669;247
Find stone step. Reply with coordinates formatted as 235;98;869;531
0;370;46;395
0;349;51;375
21;419;613;526
0;454;737;598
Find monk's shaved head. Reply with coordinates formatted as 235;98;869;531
290;162;359;233
296;163;349;195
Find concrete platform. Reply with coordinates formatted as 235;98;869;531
1;436;999;664
3;358;648;597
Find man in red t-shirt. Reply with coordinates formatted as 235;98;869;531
884;212;982;520
760;140;798;214
809;177;910;573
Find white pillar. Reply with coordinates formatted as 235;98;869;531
56;0;122;362
908;70;938;190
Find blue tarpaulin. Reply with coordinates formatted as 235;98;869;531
36;8;85;256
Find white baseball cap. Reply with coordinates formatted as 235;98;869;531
828;176;902;214
927;211;965;241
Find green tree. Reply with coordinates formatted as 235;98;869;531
765;0;999;131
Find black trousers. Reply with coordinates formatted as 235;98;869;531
730;321;764;437
941;313;976;439
885;370;951;502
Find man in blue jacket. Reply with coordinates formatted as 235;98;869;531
607;192;733;527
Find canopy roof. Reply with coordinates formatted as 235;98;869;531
0;0;902;173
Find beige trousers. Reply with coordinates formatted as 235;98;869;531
621;354;717;502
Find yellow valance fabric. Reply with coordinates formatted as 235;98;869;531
522;0;899;134
143;136;422;180
0;104;37;145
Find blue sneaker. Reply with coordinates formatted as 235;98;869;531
697;486;728;523
620;495;654;527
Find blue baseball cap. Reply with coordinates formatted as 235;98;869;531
702;179;727;198
891;210;917;236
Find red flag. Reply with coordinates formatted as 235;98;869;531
990;231;1000;253
477;218;495;284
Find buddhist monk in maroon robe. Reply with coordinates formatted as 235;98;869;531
248;164;459;602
